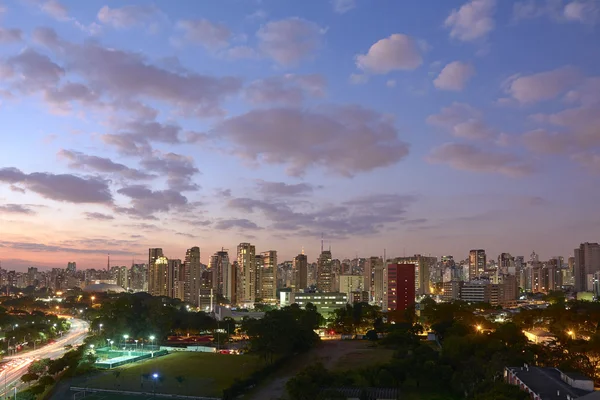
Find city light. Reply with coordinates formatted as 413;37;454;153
476;325;482;332
153;373;158;379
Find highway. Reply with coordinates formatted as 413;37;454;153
0;318;89;397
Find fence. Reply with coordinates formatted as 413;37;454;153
71;386;219;400
95;349;168;369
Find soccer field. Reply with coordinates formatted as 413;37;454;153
83;352;264;398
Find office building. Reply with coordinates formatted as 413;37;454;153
210;249;232;302
469;250;486;280
386;263;415;313
66;262;76;274
317;250;333;292
338;275;365;302
293;292;347;317
184;247;202;306
293;253;308;291
260;250;277;303
167;259;183;300
116;265;129;290
390;255;436;295
373;263;386;308
574;242;600;292
364;256;382;299
237;243;256;306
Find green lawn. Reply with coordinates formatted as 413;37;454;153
84;352;264;398
330;343;394;371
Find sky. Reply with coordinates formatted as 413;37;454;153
1;0;600;270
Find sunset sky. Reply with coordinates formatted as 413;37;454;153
1;0;600;270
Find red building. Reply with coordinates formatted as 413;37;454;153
386;263;415;312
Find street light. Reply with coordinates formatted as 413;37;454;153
476;325;482;332
150;336;155;357
110;340;114;350
123;334;129;350
135;340;138;352
152;373;159;397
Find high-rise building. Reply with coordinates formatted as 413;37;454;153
339;275;365;303
210;249;231;301
184;247;202;306
364;257;382;300
469;250;486;280
148;248;164;295
230;261;239;305
498;253;514;275
199;268;213;311
373;263;387;308
167;259;184;300
237;243;256;306
149;255;169;297
317;250;333;292
260;250;277;303
254;254;264;301
386;263;415;313
129;263;147;292
66;262;76;274
574;243;600;292
293;253;308;290
116;265;129;289
390;255;437;295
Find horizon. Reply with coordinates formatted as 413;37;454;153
2;0;600;271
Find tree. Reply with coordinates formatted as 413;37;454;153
20;373;39;386
287;363;333;400
37;375;54;388
365;329;378;341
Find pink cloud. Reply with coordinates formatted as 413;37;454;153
356;33;423;74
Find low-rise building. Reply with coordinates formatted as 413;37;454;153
523;328;557;345
293;292;348;317
505;364;595;399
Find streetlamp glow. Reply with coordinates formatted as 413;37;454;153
476;325;482;332
153;373;158;379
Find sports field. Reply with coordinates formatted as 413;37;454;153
84;352;263;398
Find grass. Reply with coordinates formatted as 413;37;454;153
84;352;264;398
329;342;394;371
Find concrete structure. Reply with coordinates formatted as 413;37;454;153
259;250;277;303
505;365;594;400
83;283;126;293
390;255;436;295
338;275;365;302
574;243;600;292
385;263;415;313
237;243;256;306
293;292;347;316
317;250;333;292
460;280;491;303
442;280;463;301
469;249;486;280
184;247;202;306
293;253;308;291
210;249;232;302
523;328;557;345
148;255;169;297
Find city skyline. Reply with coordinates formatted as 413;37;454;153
2;0;600;270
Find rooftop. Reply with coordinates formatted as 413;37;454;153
524;328;556;337
320;387;398;400
507;366;591;400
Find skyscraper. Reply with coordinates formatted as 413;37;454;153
293;253;308;290
386;263;415;314
149;255;169;297
317;250;333;292
364;256;382;300
260;250;277;303
167;259;184;300
469;249;486;280
148;248;164;296
184;247;202;306
391;255;436;295
574;242;600;292
237;243;256;306
254;254;264;300
210;249;231;301
66;262;76;274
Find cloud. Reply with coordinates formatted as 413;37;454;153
349;73;368;85
516;0;600;25
0;28;22;43
84;212;115;221
116;185;188;216
386;79;397;88
445;0;496;42
3;48;64;93
140;152;200;192
58;149;154;180
427;143;534;176
0;167;113;203
97;5;160;28
214;105;409;177
243;74;326;106
227;193;416;237
0;240;132;255
176;19;231;49
504;66;581;104
256;180;315;196
41;0;68;20
571;152;600;173
0;204;36;215
257;17;324;66
521;129;572;154
332;0;356;13
564;0;600;24
214;219;261;230
33;28;242;118
355;34;423;74
433;61;475;91
427;102;497;141
222;45;260;60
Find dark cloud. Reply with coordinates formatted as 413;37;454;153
0;204;35;215
256;180;315;196
58;149;155;180
214;219;261;230
3;48;64;93
84;212;115;221
0;240;131;255
117;185;188;216
140;152;200;192
427;143;535;177
214;105;409;176
175;232;199;239
0;167;113;203
227;193;416;237
34;27;242;117
243;74;326;106
215;188;232;198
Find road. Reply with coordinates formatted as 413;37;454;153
0;318;89;397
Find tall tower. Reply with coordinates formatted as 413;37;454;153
317;249;333;292
574;243;600;292
149;255;169;297
148;248;164;295
260;250;277;303
294;253;308;291
184;247;201;306
210;249;231;301
237;243;256;306
469;249;486;280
